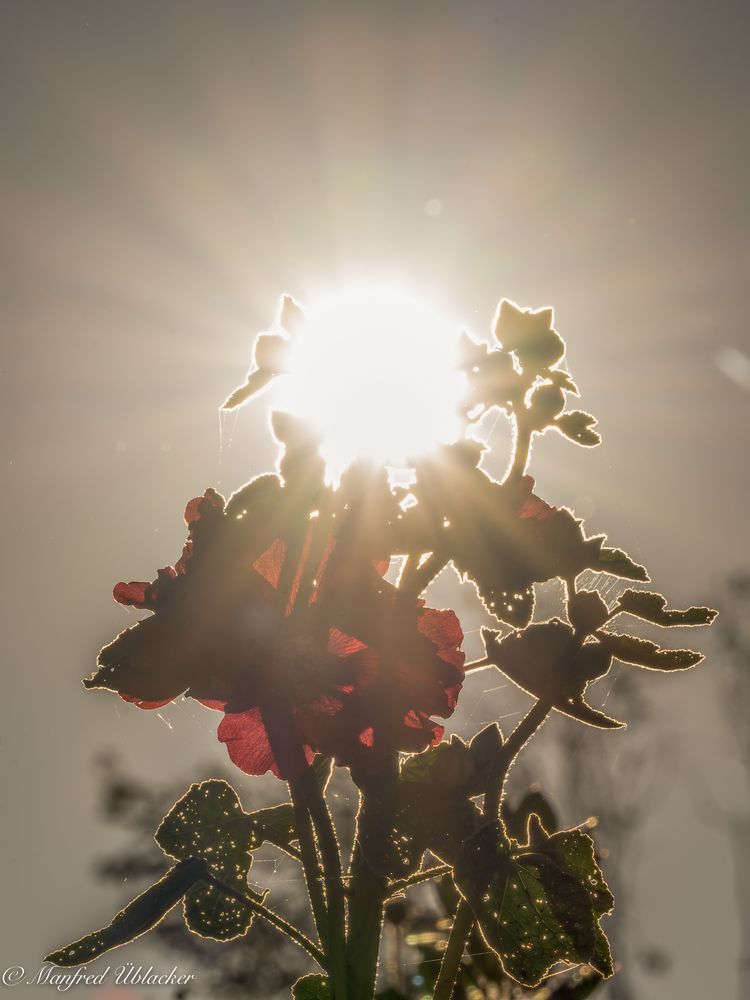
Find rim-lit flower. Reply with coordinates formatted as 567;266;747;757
86;485;464;778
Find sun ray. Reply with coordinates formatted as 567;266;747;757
279;284;466;480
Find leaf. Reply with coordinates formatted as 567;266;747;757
292;973;332;999
597;632;703;671
546;368;580;395
279;293;305;335
482;622;620;729
409;444;637;625
221;369;275;409
503;788;559;844
593;545;649;582
364;739;483;878
554;411;601;447
568;589;610;634
461;345;524;414
45;858;208;966
455;821;613;987
155;780;264;940
614;590;717;628
494;299;566;372
247;803;296;851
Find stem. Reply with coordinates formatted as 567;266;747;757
464;655;491;673
386;864;451;896
206;874;327;969
400;551;448;600
289;779;329;954
347;764;397;1000
432;900;474;1000
483;698;552;819
295;767;349;1000
504;410;533;484
433;699;552;1000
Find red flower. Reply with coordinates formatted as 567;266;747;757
86;484;465;778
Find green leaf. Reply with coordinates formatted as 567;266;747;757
364;739;483;878
537;827;614;919
593;545;649;582
45;858;208;966
597;632;703;671
614;590;718;627
247;803;296;851
504;788;559;844
554;410;601;447
455;821;613;987
292;973;332;999
155;780;264;940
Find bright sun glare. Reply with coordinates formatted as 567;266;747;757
280;285;465;479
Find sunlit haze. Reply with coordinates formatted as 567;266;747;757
281;286;466;479
3;5;748;999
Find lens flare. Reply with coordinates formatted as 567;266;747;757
280;284;465;479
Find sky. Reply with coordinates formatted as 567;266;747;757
1;2;749;999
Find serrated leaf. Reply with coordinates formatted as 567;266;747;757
155;780;262;940
292;973;332;999
455;821;613;987
536;828;614;918
554;410;601;447
46;858;207;966
597;632;703;671
615;590;717;628
593;545;649;582
409;444;620;624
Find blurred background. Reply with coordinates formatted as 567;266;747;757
1;2;748;998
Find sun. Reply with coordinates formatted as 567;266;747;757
280;284;465;479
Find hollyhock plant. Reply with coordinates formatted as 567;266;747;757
48;293;716;1000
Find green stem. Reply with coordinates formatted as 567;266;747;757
289;779;329;954
206;874;327;969
347;851;388;1000
347;764;397;1000
432;899;474;1000
483;698;552;819
295;767;349;1000
433;699;552;1000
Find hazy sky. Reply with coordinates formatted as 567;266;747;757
1;3;749;999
